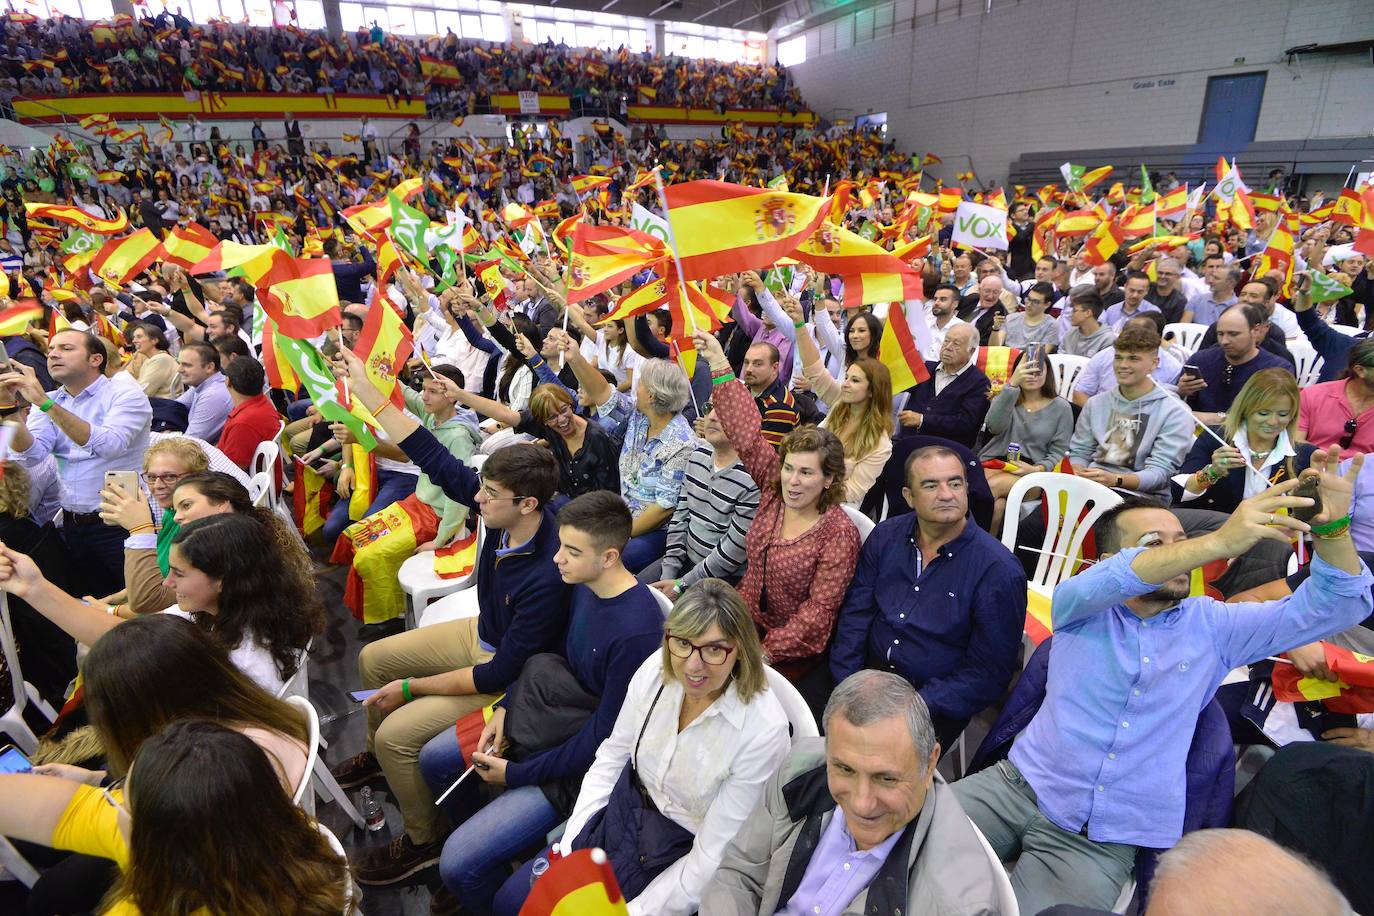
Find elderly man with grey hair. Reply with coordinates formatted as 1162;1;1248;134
699;670;1005;916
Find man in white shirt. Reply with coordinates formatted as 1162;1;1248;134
1240;276;1300;341
923;283;966;361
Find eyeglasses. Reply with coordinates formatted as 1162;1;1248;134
700;400;715;416
1340;418;1359;450
144;473;187;485
665;635;735;667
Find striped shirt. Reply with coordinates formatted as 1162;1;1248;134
660;444;760;587
755;378;800;450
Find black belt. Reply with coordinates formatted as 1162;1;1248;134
63;509;104;526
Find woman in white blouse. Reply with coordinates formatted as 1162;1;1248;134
493;579;793;916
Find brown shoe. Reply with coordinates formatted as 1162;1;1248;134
430;884;463;916
330;751;382;789
354;834;443;886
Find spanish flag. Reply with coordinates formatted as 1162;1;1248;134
877;302;930;393
160;222;219;270
1272;643;1374;713
434;527;479;579
261;318;300;392
189;240;277;276
90;229;163;287
891;235;933;263
1054;210;1099;236
937;187;963;214
292;457;334;539
0;302;43;336
601;276;671;323
341;177;424;239
661;180;831;281
571;174;613;197
1080;219;1126;268
419;55;461;84
24;203;129;235
566;224;668;304
355;291;414;409
521;848;628;916
1155;186;1188;220
256;255;342;339
788;223;920;305
1116;204;1155;237
1254;215;1297;296
976;346;1022;394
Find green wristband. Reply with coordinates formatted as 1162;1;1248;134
1310;514;1353;537
711;372;736;386
401;678;413;703
38;397;55;413
793;320;806;329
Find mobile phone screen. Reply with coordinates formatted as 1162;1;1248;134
0;744;32;774
349;689;379;703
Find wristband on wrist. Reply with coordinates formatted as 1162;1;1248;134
401;678;413;702
711;371;736;385
128;524;155;535
673;578;683;595
1311;514;1353;538
793;320;806;329
38;397;55;413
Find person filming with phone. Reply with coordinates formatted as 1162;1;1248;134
0;328;151;598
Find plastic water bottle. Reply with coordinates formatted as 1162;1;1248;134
1007;442;1021;465
360;786;386;832
530;856;550;888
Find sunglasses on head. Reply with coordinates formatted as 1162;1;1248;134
1340;418;1359;450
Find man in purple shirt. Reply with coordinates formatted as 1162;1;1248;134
701;670;1002;915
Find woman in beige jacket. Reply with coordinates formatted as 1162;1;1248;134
123;322;182;399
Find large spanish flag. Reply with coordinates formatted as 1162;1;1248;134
188;241;278;275
521;848;627;916
355;291;414;409
0;302;43;336
788;222;920;295
256;255;342;339
877;301;930;393
160;222;219;269
601;275;672;323
23;203;129;235
566;224;668;304
662;180;831;280
341;177;425;240
419;55;461;84
89;229;163;287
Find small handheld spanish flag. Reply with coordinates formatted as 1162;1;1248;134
521;848;627;916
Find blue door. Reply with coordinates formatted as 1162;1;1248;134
1198;72;1266;147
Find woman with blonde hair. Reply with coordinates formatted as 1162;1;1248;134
1173;367;1317;513
782;295;894;505
94;437;210;616
494;578;791;916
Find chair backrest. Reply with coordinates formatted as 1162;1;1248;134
1163;322;1208;357
840;504;875;544
1290;344;1325;388
469;452;489;472
0;593;30;712
1001;472;1122;595
251;438;281;481
1046;353;1091;398
649;586;674;619
247;471;272;507
284;695;320;806
764;666;819;739
968;817;1020;916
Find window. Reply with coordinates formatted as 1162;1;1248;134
296;0;325;29
187;0;220;23
388;5;414;34
435;9;462;35
363;5;389;31
412;8;437;34
219;0;245;20
481;13;506;40
339;1;364;31
777;34;806;66
460;13;481;37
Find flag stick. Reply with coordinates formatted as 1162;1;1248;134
1161;385;1270;492
434;762;478;805
651;167;698;337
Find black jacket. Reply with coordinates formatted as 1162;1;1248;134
899;361;992;448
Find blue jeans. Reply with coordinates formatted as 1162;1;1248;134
494;845;555;916
321;469;418;549
419;729;562;916
621;526;668;574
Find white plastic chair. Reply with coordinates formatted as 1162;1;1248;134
1046;353;1090;398
317;821;365;915
0;835;38;888
276;651;366;831
1163;322;1208;357
1001;472;1122;601
1112;877;1137;914
841;504;875;544
250;436;283;507
968;818;1020;916
400;520;485;629
764;666;819;739
0;592;59;754
248;470;272;507
1290;344;1324;388
418;586;481;628
650;586;674;619
286;695;320;808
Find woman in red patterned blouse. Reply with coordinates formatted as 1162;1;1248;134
692;330;861;715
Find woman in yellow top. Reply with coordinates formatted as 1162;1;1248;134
0;718;351;915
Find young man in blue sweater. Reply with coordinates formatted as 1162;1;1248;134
416;490;665;913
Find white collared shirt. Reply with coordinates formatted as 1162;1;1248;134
933;358;973;395
560;654;791;916
1175;427;1296;502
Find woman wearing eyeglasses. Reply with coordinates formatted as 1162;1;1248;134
0;718;351;916
1175;368;1317;514
438;380;622;497
493;579;791;916
91;437;210;618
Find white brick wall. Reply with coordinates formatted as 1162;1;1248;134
789;0;1374;183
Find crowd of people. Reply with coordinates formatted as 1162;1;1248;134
0;15;1372;914
0;11;803;115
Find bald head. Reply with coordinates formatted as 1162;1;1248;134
977;275;1004;307
1146;829;1350;916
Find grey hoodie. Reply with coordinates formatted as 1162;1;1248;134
1068;382;1195;503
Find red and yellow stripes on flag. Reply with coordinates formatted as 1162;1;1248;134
891;234;932;263
521;848;628;916
1155;186;1188;220
1253;213;1298;296
433;527;478;579
1031;207;1060;261
347;444;377;522
419;55;461;84
788;223;921;306
664;278;734;379
661;180;831;280
89;229;163;287
160;221;219;270
256;254;343;339
1053;210;1099;236
341;177;424;240
475;259;511;310
976;346;1022;394
602;275;670;323
355;290;415;409
48;306;72;339
188;240;278;275
1116;203;1155;237
261;318;300;391
842;272;922;307
571;174;613;196
937;187;963;213
1080;219;1126;268
877;301;930;393
292;456;334;539
1272;643;1374;713
453;696;504;768
566;223;668;304
23;202;129;235
0;302;43;336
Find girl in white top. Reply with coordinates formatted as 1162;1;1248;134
500;579;791;916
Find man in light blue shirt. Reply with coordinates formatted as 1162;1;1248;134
952;453;1370;914
175;341;233;444
1181;254;1241;326
1;329;151;597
